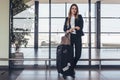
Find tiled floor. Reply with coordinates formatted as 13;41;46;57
6;48;120;80
8;69;120;80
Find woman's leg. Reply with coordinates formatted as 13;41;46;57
70;34;75;57
74;37;82;67
70;34;75;69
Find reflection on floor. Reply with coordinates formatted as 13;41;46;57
8;48;120;80
7;69;120;80
11;48;120;65
0;70;8;80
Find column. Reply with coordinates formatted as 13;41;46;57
0;0;9;66
95;1;101;49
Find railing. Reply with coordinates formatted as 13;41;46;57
1;58;120;69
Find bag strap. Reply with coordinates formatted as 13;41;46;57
65;33;70;37
65;33;70;41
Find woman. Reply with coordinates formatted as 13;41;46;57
63;4;84;70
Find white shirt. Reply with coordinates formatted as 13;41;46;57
70;16;76;34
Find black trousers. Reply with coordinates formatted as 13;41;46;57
70;34;82;68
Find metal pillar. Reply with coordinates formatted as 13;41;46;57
49;0;51;67
9;0;13;69
88;0;92;67
34;1;39;49
95;1;101;49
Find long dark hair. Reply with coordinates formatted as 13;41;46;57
67;4;79;26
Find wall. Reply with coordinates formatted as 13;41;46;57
0;0;9;66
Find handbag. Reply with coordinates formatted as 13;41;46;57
61;33;71;45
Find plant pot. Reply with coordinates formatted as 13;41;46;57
11;52;24;65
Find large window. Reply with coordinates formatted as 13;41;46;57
101;4;120;48
51;4;65;17
101;4;120;65
13;5;34;48
12;3;95;66
11;1;120;66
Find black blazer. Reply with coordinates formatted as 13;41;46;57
63;14;84;36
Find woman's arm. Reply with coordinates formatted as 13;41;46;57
78;15;84;30
74;15;83;31
63;18;68;32
63;17;71;33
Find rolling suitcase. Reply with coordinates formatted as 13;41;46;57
56;33;75;79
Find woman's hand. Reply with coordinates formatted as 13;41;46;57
66;28;74;33
70;28;75;32
66;30;70;33
75;26;80;30
66;28;75;33
66;27;80;33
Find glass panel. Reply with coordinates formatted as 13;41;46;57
38;48;49;58
13;19;34;30
101;4;120;17
38;33;49;47
77;61;88;65
51;18;65;32
51;61;56;66
49;33;90;48
50;33;64;47
102;61;120;65
91;49;100;65
100;4;120;66
39;4;49;17
81;48;89;59
78;44;89;66
82;33;88;47
27;33;34;47
11;32;34;48
51;4;65;17
51;18;96;33
20;48;49;65
84;18;95;32
51;48;56;59
37;2;49;66
83;33;95;47
101;49;120;59
91;34;95;47
39;19;49;32
14;5;34;17
101;19;120;32
101;49;120;65
67;4;95;17
16;47;49;65
13;19;34;48
24;61;46;65
101;34;120;48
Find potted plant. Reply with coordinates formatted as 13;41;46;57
11;28;30;65
11;28;30;52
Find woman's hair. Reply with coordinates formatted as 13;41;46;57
67;4;79;26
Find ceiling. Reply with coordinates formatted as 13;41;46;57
101;0;120;4
26;0;120;6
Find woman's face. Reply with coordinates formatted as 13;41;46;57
71;6;77;15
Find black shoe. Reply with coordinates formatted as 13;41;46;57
63;75;67;79
72;69;75;78
73;69;75;75
71;74;75;78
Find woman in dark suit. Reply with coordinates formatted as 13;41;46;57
63;4;84;70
